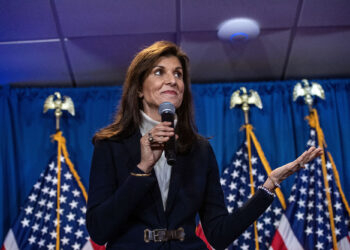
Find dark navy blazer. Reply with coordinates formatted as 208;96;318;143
86;131;274;250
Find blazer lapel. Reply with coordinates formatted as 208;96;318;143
122;131;167;225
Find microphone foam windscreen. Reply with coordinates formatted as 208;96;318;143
158;102;175;115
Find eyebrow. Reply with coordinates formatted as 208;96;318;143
153;65;183;71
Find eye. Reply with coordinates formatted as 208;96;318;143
154;69;162;76
174;71;183;79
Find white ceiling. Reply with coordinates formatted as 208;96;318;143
0;0;349;87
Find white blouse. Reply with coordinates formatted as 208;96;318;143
139;110;177;210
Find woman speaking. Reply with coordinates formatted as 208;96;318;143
86;41;322;250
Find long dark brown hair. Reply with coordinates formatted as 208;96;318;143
93;41;202;153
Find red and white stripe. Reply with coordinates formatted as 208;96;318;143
2;229;19;250
270;215;350;250
2;230;105;250
269;214;303;250
337;234;350;250
83;239;106;250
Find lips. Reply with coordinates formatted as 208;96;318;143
161;90;177;95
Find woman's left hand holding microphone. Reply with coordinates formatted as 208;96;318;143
137;122;175;173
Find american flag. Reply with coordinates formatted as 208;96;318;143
196;222;213;250
270;128;350;249
2;133;103;250
220;129;285;250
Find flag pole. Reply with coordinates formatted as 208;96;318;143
55;133;62;250
307;110;338;250
230;87;263;249
43;92;76;250
245;125;259;250
293;79;338;250
231;87;288;209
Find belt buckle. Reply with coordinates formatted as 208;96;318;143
153;228;167;242
177;227;185;241
144;229;151;243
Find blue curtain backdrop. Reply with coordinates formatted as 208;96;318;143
1;79;349;243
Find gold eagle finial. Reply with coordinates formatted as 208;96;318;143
293;79;325;110
230;87;262;124
43;92;75;131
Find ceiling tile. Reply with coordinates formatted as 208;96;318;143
299;1;350;27
0;0;58;42
286;28;350;78
181;0;299;31
55;0;177;37
0;41;72;86
181;30;291;82
65;34;176;86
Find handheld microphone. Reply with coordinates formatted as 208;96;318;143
158;102;176;165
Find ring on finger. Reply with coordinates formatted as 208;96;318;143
148;132;154;143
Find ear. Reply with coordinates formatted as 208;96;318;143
138;91;144;98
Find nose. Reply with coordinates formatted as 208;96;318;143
164;72;177;86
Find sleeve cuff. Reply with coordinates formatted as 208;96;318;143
131;165;152;176
257;185;276;198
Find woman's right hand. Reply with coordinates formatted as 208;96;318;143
137;121;174;173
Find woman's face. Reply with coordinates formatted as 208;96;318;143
139;55;185;120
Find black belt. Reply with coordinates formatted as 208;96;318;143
144;227;185;243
